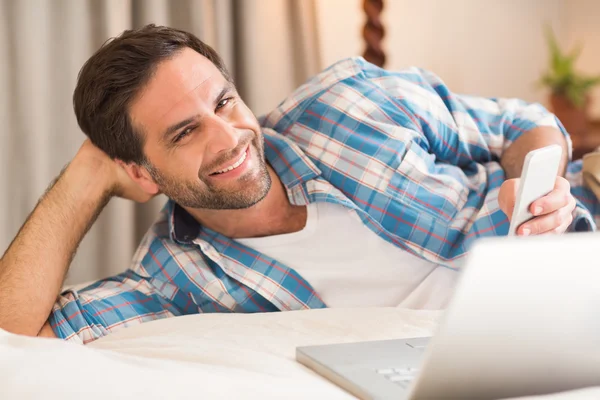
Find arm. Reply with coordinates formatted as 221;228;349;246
500;126;568;179
0;141;153;338
370;65;586;234
403;68;572;169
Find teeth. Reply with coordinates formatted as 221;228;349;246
214;150;247;174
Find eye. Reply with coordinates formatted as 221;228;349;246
216;97;232;111
174;126;194;143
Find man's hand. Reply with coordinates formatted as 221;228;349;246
74;140;156;203
498;176;576;235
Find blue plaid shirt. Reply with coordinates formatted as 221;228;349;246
50;57;599;343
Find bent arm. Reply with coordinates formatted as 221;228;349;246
0;149;114;337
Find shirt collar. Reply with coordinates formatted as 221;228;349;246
262;127;321;189
168;128;321;244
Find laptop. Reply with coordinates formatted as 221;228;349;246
296;233;600;399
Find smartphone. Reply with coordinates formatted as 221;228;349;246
507;144;563;236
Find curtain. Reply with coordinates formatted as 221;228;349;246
0;0;321;285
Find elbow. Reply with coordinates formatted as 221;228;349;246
37;321;58;338
0;321;39;338
0;323;57;339
0;307;55;339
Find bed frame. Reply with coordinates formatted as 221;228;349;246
362;0;386;67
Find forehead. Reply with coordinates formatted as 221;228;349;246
130;47;225;135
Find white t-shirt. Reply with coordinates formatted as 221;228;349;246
236;202;457;309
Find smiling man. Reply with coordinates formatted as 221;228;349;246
0;25;598;343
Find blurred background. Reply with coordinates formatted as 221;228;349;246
1;0;599;285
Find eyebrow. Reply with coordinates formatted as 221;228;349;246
161;83;234;143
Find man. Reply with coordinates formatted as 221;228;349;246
0;25;597;344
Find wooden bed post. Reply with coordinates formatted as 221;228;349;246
362;0;386;68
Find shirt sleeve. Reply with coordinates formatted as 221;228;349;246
369;65;573;166
364;63;593;233
49;269;193;344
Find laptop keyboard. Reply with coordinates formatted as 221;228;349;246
375;367;419;389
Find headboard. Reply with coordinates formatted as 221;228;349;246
362;0;386;68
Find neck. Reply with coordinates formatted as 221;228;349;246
184;165;307;238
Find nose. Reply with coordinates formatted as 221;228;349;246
204;115;239;154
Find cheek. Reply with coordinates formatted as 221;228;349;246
166;148;205;180
231;102;259;128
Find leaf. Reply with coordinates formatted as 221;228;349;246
566;85;585;107
545;25;564;73
568;42;583;63
539;22;600;104
579;76;600;91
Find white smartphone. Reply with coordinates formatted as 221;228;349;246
507;144;563;236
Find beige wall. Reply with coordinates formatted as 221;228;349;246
564;0;600;118
316;0;364;68
237;0;298;116
315;0;600;116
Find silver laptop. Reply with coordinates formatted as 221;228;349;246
296;233;600;399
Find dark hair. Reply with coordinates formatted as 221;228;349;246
73;24;232;164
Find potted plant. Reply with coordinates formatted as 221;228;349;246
540;26;600;137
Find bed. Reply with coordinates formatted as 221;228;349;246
1;308;599;399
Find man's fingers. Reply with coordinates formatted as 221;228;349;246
529;177;571;216
519;199;575;235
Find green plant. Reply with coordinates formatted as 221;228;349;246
540;26;600;107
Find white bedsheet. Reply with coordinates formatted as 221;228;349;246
1;308;598;399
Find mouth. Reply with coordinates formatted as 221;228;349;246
208;146;251;179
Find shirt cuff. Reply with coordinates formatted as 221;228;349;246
569;202;597;232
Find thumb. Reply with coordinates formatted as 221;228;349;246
498;178;520;219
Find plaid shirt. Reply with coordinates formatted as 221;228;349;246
50;57;599;343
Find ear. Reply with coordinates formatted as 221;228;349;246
115;159;160;196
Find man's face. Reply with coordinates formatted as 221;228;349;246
129;48;271;210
